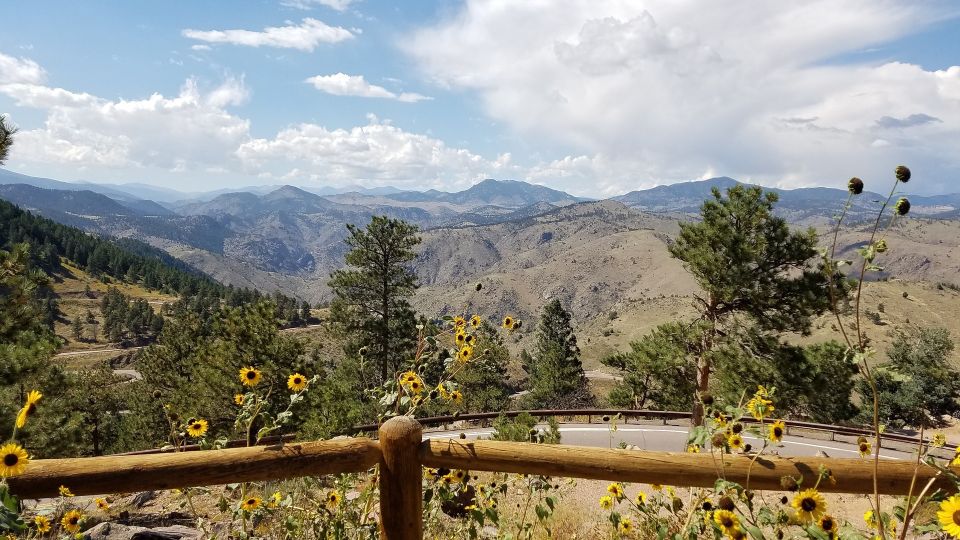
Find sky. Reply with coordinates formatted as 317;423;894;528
1;0;959;196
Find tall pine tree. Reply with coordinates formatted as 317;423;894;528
526;299;591;408
328;216;420;384
668;185;839;424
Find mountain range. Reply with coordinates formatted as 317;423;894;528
2;168;958;310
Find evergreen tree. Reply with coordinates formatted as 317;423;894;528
0;114;15;166
328;216;420;384
455;321;511;412
858;327;960;428
525;299;591;408
71;315;84;342
667;185;838;424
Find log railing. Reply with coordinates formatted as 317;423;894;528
8;416;956;540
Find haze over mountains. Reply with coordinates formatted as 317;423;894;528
2;167;959;321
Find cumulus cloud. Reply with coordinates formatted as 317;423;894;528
305;73;431;102
182;18;354;51
237;114;513;188
405;1;960;194
0;76;251;171
0;52;46;85
0;54;506;190
281;0;357;11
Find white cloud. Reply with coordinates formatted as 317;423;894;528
0;52;46;85
190;44;212;51
0;76;251;171
237;114;513;188
406;1;960;194
305;73;431;102
281;0;357;11
182;18;354;51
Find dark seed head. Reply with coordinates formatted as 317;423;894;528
475;282;483;292
732;423;743;434
718;496;735;511
895;197;911;216
701;393;714;406
895;165;911;183
848;177;864;195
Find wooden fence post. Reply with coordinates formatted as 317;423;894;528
379;416;423;540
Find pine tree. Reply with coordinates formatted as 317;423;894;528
0;115;16;166
668;185;839;424
328;216;420;384
526;299;591;408
71;315;85;342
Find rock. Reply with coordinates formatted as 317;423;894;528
83;523;201;540
130;491;157;508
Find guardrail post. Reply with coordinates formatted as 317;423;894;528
379;416;423;540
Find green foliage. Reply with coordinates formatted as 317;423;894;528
453;321;511;413
669;185;835;334
712;336;857;424
603;322;701;410
100;286;164;344
0;114;15;166
492;412;561;444
136;301;306;445
328;216;421;384
525;299;591;408
0;243;58;388
660;185;842;421
858;327;959;428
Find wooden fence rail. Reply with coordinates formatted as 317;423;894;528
7;417;956;540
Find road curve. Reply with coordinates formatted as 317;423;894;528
425;423;918;461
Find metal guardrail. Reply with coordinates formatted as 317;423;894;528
351;409;958;452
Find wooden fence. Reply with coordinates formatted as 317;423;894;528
8;416;955;540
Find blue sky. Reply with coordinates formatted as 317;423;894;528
1;1;959;195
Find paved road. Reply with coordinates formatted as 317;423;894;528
424;423;918;461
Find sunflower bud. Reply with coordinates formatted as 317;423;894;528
847;177;864;195
152;390;162;399
711;432;727;448
732;423;743;434
780;476;799;491
895;197;911;216
700;393;714;406
895;165;911;183
875;239;887;253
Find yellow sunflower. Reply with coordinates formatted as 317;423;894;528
16;390;42;428
599;495;614;510
61;510;83;533
240;496;261;511
58;485;74;497
449;390;463;404
0;443;29;477
791;489;827;523
234;393;245;405
769;420;785;443
186;419;208;438
453;316;467;328
239;366;262;387
686;444;701;453
455;331;467;345
858;440;871;457
470;315;481;327
456;346;474;363
634;492;647;505
933;433;947;448
939;495;960;539
864;509;877;528
287;373;308;392
713;509;739;534
819;515;836;536
465;334;477;346
325;490;342;510
952;447;960;466
618;517;633;534
33;515;51;533
607;482;625;500
727;433;744;451
502;316;516;330
96;498;110;512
